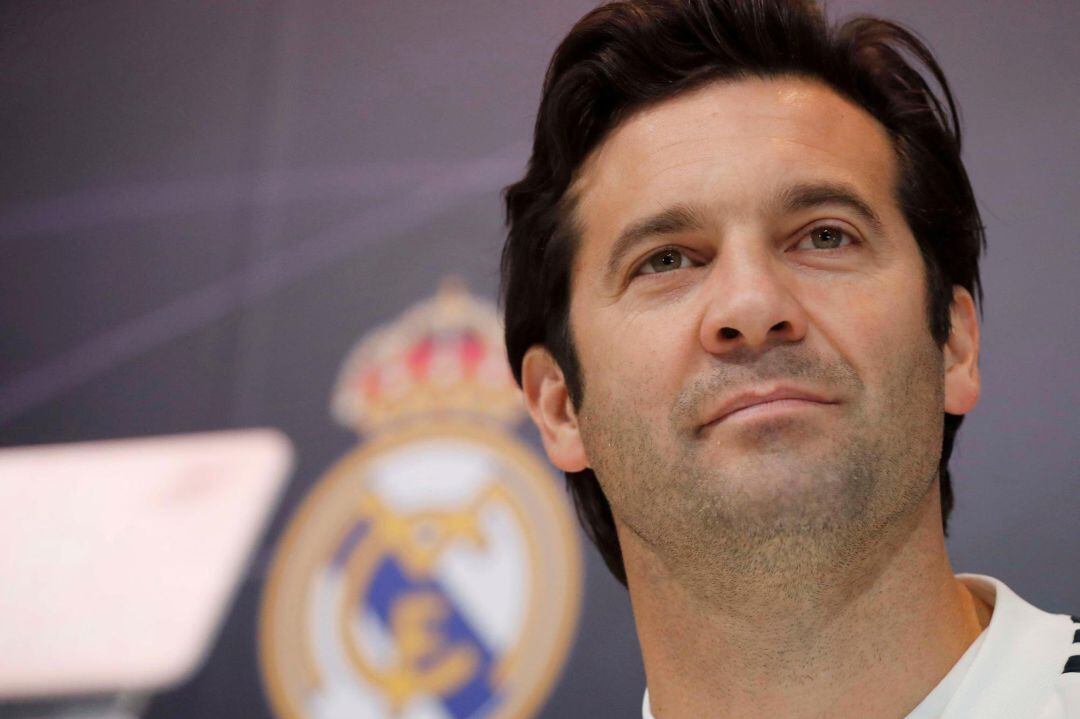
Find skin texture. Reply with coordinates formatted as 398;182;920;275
521;77;989;718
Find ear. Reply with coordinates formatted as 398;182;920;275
943;286;980;415
520;345;589;472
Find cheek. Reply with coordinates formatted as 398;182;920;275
573;302;694;413
800;269;933;385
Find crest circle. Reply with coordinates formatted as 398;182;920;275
258;420;583;719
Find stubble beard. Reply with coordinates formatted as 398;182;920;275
577;341;946;607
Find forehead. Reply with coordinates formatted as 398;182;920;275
570;76;902;269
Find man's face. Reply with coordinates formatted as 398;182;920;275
559;77;963;589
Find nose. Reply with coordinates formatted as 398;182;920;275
698;245;807;356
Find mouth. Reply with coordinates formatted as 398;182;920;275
698;386;837;434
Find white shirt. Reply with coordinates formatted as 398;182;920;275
642;573;1080;718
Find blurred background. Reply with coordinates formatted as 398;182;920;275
1;1;1077;717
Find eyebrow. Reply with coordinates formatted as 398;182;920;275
776;181;885;238
604;181;885;278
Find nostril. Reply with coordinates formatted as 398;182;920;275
720;327;740;340
771;320;790;333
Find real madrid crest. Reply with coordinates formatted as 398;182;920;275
259;279;583;719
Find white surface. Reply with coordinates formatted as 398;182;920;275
0;429;293;699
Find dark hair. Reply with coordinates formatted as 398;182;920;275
501;0;985;586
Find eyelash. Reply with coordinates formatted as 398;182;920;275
631;224;861;278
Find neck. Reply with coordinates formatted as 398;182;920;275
624;488;992;719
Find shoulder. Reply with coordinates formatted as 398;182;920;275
1037;613;1080;718
953;574;1080;718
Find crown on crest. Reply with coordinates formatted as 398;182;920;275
331;278;525;435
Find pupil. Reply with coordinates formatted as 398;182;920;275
814;227;841;248
651;250;679;271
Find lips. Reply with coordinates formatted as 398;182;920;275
700;386;836;430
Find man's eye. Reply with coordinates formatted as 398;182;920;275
639;248;692;275
798;225;856;251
